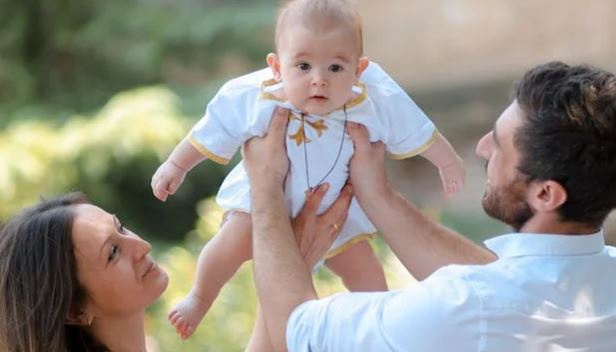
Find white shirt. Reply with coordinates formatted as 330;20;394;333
189;63;436;255
287;231;616;351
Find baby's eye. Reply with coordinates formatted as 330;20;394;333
329;64;343;73
297;63;311;71
108;245;119;262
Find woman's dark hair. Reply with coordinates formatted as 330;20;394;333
515;61;616;227
0;193;107;352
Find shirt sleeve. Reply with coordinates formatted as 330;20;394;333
286;266;481;352
363;62;437;160
188;81;266;165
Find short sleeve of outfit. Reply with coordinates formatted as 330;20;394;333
286;265;481;352
188;68;275;165
361;62;437;160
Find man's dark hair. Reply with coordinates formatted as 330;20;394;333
515;61;616;227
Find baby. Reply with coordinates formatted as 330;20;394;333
151;0;465;339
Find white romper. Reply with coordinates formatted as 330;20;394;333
189;62;436;257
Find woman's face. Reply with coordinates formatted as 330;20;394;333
71;204;168;319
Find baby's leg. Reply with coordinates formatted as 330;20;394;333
169;211;252;339
326;240;388;292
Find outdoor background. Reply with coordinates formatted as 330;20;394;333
1;0;615;350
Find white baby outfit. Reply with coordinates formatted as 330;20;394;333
189;62;436;256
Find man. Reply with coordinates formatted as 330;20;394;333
243;62;616;351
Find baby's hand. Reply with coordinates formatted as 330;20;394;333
439;156;465;197
151;160;187;202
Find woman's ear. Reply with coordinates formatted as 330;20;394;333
355;56;370;81
266;53;282;81
66;309;94;326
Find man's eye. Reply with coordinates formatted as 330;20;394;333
108;245;119;262
329;64;343;73
297;63;311;71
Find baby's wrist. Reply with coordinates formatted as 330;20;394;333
438;155;463;170
167;159;188;173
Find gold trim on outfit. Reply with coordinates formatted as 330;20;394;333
388;129;439;160
325;232;377;259
188;136;231;165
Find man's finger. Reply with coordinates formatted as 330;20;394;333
302;183;330;216
321;184;353;226
268;107;290;141
346;122;371;152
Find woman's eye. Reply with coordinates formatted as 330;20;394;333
297;63;311;71
329;64;343;73
108;245;119;262
118;222;126;234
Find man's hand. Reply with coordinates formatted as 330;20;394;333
347;122;389;202
243;107;290;187
293;183;353;268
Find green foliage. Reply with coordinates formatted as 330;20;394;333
0;86;230;241
0;0;276;115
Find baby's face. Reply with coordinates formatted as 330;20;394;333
272;24;364;116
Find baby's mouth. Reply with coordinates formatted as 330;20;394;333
310;95;328;100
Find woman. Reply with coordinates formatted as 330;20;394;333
0;192;168;351
0;185;349;351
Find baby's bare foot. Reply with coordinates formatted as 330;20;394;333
168;292;210;339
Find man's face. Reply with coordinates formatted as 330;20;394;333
475;101;534;231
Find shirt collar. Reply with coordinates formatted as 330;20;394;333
259;79;368;119
484;230;605;259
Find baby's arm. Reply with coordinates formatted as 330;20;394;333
420;132;465;197
151;138;206;202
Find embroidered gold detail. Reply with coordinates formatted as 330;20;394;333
288;112;328;146
259;79;285;102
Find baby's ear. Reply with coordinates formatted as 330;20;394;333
266;53;282;81
355;57;370;80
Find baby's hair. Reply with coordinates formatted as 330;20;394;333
275;0;363;55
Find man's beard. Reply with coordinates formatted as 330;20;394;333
482;176;534;232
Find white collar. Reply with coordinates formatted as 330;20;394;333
484;230;605;258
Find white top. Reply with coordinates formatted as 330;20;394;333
189;62;436;254
287;231;616;351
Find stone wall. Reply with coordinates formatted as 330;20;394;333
358;0;616;89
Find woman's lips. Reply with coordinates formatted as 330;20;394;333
143;261;158;279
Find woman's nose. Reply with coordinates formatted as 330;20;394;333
127;234;152;260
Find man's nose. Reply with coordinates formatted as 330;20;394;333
475;132;492;160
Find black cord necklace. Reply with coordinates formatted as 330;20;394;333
300;105;348;190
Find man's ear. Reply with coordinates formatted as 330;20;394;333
527;180;567;213
355;56;370;81
266;53;282;81
66;309;94;326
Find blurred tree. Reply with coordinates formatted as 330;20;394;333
0;0;276;117
0;86;232;241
